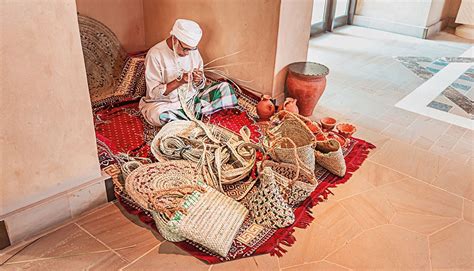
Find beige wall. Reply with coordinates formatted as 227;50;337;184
356;0;432;27
143;0;281;95
76;0;146;53
0;0;101;216
273;0;313;100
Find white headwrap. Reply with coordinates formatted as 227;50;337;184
170;19;202;47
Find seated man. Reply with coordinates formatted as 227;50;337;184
139;19;238;126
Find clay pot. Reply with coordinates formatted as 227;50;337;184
336;123;357;138
282;97;299;114
256;94;275;121
286;62;329;116
320;117;336;131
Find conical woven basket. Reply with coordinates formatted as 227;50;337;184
314;139;346;177
249;167;295;228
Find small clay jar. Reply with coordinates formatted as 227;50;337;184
282;97;299;114
256;95;275;121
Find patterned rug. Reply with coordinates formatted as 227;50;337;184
117;136;373;263
93;103;374;264
92;85;375;263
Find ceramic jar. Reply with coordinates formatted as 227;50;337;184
286;62;329;116
256;95;275;121
282;97;299;114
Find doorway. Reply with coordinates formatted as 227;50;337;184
310;0;356;36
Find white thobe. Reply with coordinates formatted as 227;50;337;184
139;40;205;126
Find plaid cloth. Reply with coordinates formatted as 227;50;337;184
159;82;238;125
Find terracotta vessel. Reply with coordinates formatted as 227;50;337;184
286;62;329;116
336;123;357;138
320;117;336;131
282;97;299;114
256;94;275;121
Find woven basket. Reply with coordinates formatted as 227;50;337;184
125;161;248;257
265;111;316;172
314;139;346;177
249;167;295;228
261;137;318;206
261;160;317;206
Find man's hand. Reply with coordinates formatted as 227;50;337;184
192;69;204;84
180;72;191;83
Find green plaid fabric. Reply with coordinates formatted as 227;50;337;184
159;82;238;125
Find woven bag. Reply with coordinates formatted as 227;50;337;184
125;161;248;257
314;139;346;177
249;167;295;228
265;110;316;172
261;137;318;206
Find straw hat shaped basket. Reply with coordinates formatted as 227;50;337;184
265;110;316;172
125;161;248;257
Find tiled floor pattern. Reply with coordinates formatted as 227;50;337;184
395;55;473;119
1;26;473;270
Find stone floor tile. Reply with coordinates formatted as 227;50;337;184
340;189;396;230
4;224;108;264
282;260;349;271
2;251;127;271
327;225;430;270
122;242;208;271
431;159;474;201
211;254;279;271
76;203;162;262
391;212;460;235
378;178;463;218
279;203;363;268
464;199;474;224
430;221;474;270
371;139;448;183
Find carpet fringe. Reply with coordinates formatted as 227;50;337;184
267;139;375;257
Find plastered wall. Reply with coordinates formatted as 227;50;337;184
0;0;101;216
76;0;146;53
143;0;282;95
273;0;313;101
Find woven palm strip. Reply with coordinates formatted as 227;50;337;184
314;138;346;177
125;161;248;256
78;14;128;104
121;161;143;180
151;120;259;194
265;110;316;173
